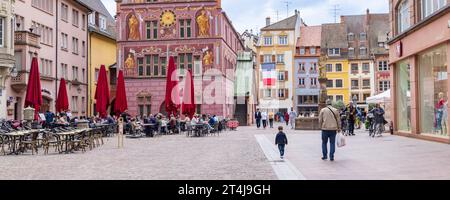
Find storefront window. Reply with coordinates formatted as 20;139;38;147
396;60;411;132
419;45;448;137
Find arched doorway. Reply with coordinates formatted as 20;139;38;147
40;96;52;113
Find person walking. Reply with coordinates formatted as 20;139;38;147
346;102;357;136
289;108;297;129
319;99;341;161
284;111;289;126
373;104;386;137
268;111;275;128
261;110;268;129
275;126;288;159
255;109;262;129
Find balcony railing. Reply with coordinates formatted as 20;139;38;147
11;72;28;92
15;31;40;48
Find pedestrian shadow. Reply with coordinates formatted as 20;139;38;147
269;160;285;163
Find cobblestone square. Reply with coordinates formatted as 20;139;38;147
2;124;450;180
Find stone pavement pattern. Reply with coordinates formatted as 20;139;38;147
258;124;450;180
2;123;450;180
0;131;276;180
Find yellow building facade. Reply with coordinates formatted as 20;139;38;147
325;59;350;104
88;32;116;116
81;0;117;117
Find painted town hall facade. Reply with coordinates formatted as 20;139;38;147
116;0;244;117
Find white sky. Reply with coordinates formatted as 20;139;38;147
101;0;389;33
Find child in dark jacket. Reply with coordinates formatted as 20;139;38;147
275;126;288;159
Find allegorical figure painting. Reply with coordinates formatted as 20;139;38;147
196;10;210;37
203;51;213;66
125;53;135;69
128;14;140;40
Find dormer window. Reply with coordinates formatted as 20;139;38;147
88;12;95;25
99;15;107;31
328;48;340;56
360;32;367;40
360;47;367;56
300;48;305;55
348;33;355;41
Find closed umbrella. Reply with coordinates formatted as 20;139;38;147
114;70;128;116
55;78;69;113
95;65;110;118
182;69;195;118
165;56;180;116
24;57;43;120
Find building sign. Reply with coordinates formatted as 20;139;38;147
396;41;403;57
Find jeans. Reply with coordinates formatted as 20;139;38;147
256;119;261;128
436;110;443;131
262;120;267;128
290;118;296;129
348;121;355;134
269;119;274;128
322;130;337;159
278;144;285;157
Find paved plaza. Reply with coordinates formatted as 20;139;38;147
1;123;450;180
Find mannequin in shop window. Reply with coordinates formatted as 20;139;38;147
443;100;448;136
435;92;446;134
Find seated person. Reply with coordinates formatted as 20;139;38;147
168;116;178;134
159;117;168;134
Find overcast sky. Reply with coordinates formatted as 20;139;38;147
100;0;389;33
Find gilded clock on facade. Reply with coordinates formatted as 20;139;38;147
160;10;176;27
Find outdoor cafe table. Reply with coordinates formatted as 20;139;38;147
142;124;157;136
56;129;90;154
192;124;205;137
1;129;43;155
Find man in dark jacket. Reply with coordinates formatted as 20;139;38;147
255;109;262;128
373;104;386;137
275;126;288;159
345;102;357;136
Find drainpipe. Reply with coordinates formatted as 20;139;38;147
86;21;90;117
89;31;92;117
55;0;59;112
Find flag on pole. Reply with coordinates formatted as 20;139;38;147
262;63;277;86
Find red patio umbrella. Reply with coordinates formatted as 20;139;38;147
55;78;69;113
165;56;180;116
24;57;43;120
95;65;110;118
114;70;128;116
182;69;195;119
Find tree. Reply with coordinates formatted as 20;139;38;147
333;100;345;110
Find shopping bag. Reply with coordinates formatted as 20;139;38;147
337;132;346;148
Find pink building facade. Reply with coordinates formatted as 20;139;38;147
388;0;450;143
8;0;90;120
116;0;243;117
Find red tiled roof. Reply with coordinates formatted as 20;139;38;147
298;25;322;47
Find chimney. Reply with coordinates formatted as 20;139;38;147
266;17;271;26
340;16;344;23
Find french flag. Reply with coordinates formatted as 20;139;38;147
262;63;276;86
